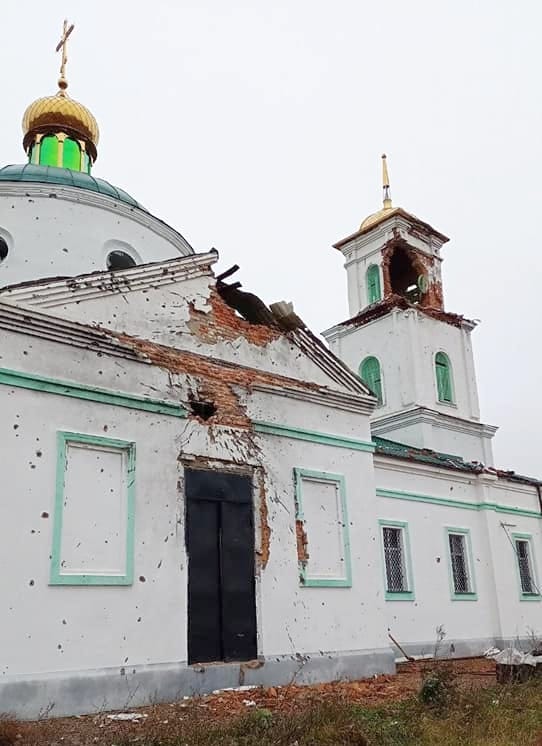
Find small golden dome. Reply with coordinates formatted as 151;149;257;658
359;205;400;232
22;91;99;160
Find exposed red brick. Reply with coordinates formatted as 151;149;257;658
110;332;319;429
296;519;309;564
187;290;282;347
257;471;271;570
380;234;443;311
341;294;474;330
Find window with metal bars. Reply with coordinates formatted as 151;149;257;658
448;533;471;594
383;526;407;593
515;539;536;594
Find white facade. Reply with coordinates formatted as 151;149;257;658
374;454;542;656
0;181;193;287
325;308;497;464
0;148;540;721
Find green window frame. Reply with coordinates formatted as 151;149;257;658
360;356;383;405
63;137;81;170
294;468;352;588
50;431;136;586
39;135;59;167
435;351;454;403
366;264;382;305
445;527;477;600
512;533;541;601
378;520;415;601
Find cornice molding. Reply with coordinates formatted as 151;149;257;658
0;252;218;308
250;381;375;415
372;406;498;439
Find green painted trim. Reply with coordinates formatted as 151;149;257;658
50;431;136;586
0;367;186;417
294;468;352;588
511;532;541;601
378;519;415;601
376;488;542;519
254;422;375;453
445;527;478;601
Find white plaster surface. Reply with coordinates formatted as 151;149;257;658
0;184;192;287
326;308;496;463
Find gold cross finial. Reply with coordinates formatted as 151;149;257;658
382;153;392;209
56;19;75;93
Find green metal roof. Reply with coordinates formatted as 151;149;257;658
0;164;146;212
373;436;478;473
373;436;541;485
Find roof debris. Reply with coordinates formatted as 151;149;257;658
374;436;542;487
340;294;477;330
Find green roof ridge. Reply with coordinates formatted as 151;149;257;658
0;164;146;212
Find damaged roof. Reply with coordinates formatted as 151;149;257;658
0;253;374;401
374;436;542;487
338;294;478;331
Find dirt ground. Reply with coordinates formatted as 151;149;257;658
6;658;496;746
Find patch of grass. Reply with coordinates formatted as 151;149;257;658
112;680;542;746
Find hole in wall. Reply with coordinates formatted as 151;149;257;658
389;246;424;303
189;400;217;420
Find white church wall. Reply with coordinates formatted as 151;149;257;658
0;184;192;287
483;480;542;643
0;320;392;716
374;457;542;656
0;384;186;677
326;311;480;423
254;424;390;661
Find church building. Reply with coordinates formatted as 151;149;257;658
1;24;540;719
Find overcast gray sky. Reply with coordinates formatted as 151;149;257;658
2;1;540;475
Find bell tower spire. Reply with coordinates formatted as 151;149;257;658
382;153;392;209
323;154;497;466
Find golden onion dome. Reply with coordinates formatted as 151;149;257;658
22;91;99;160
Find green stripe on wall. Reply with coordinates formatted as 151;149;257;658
253;421;375;452
0;367;186;417
376;488;541;519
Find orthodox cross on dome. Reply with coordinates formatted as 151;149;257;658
382;153;392;209
56;19;75;93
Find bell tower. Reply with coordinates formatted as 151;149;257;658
323;155;497;465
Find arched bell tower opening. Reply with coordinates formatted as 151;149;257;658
386;243;426;305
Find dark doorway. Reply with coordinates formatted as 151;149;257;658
185;469;257;664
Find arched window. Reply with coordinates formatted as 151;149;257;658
435;352;454;403
106;250;137;271
39;135;59;167
63;138;81;170
360;356;383;405
366;264;382;304
0;236;8;262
